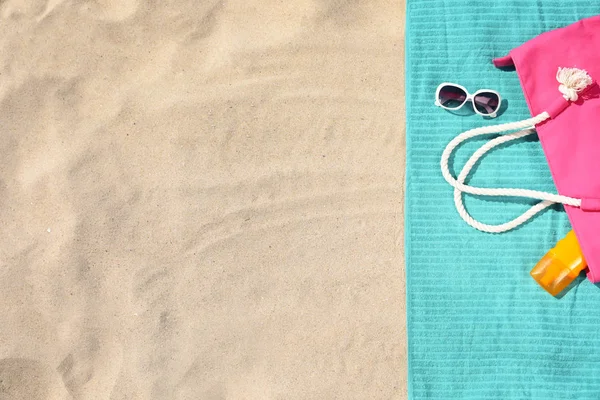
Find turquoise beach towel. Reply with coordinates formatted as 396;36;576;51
406;1;600;399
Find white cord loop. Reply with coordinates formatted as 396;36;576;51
440;67;593;233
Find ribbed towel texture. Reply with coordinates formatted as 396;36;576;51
406;1;600;399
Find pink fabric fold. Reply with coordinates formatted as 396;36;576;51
494;15;600;282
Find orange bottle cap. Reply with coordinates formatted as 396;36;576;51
530;231;587;296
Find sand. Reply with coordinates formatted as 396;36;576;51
0;0;405;398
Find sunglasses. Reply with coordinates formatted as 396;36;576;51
435;83;501;118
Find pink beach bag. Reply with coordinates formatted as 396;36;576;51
441;16;600;283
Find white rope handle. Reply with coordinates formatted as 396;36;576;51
452;128;555;232
440;67;593;233
440;112;581;233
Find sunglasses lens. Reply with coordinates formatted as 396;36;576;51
438;85;467;109
473;92;500;115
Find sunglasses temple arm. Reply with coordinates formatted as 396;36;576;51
482;103;494;114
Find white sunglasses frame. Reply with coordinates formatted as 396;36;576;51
434;82;502;118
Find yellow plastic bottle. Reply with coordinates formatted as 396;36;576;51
530;230;587;296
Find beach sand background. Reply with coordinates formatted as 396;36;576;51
0;0;405;398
